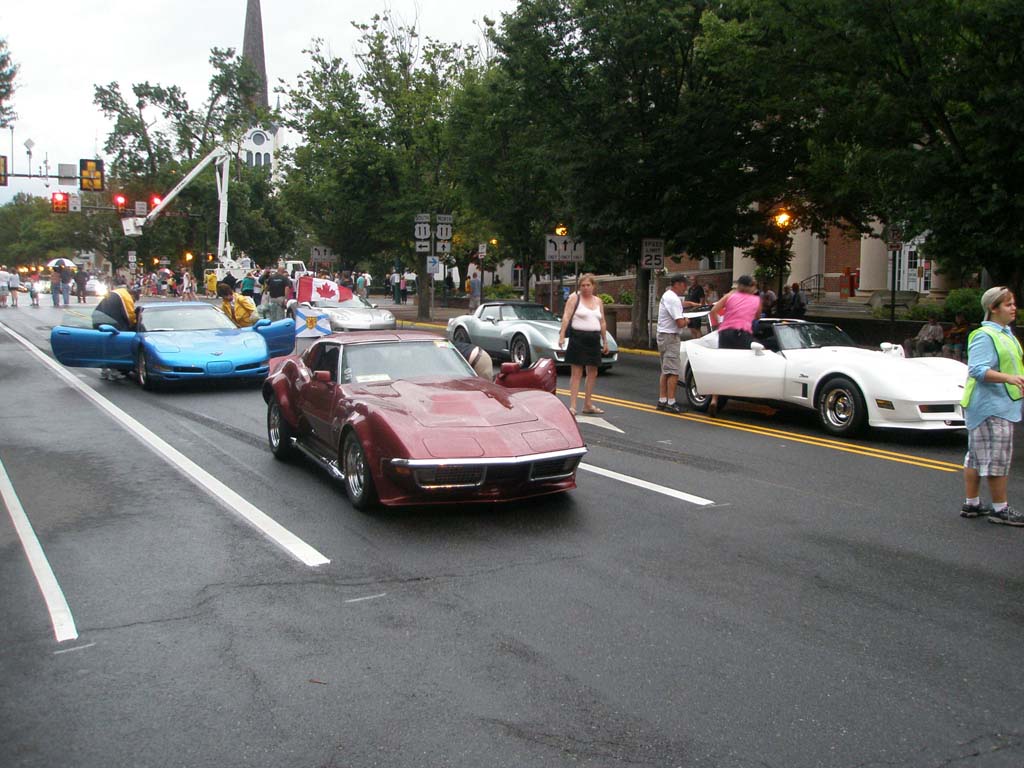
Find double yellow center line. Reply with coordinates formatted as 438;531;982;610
560;389;963;473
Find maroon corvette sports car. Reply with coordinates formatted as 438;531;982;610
262;330;587;509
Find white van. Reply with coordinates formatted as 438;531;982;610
281;260;310;280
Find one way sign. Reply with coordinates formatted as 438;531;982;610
545;235;585;263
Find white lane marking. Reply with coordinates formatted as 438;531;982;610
0;456;79;643
1;324;330;569
575;415;625;433
344;593;387;604
54;642;97;655
579;463;715;506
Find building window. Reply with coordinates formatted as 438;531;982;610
251;131;266;146
246;151;253;166
254;153;262;167
513;265;525;288
264;153;271;167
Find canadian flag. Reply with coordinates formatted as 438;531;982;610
296;276;353;303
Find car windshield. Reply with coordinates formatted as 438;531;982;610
313;296;374;310
139;306;238;332
774;323;856;350
341;340;474;384
504;304;559;321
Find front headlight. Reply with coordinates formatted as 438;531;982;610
95;285;107;296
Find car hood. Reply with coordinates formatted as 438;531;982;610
143;328;258;353
325;307;394;323
357;377;540;428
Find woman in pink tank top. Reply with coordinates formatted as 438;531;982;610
706;274;763;415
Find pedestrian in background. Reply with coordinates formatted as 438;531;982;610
959;287;1024;525
265;266;292;322
0;265;9;308
50;266;63;307
74;269;88;303
789;282;807;317
7;268;19;307
469;273;481;310
706;274;762;416
684;275;706;339
400;274;408;303
655;274;690;413
60;267;73;305
559;273;609;416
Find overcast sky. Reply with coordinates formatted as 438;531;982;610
0;0;518;203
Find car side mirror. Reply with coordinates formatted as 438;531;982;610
97;324;119;335
252;318;271;329
313;370;332;383
370;303;378;308
751;341;766;355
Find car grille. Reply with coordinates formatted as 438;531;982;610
407;454;582;490
172;366;204;373
236;362;264;372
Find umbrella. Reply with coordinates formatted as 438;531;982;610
47;257;76;269
158;267;174;276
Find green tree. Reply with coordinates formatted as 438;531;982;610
0;37;17;127
712;0;1024;292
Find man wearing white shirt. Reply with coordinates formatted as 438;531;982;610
656;274;690;413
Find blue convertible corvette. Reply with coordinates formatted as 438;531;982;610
50;302;295;389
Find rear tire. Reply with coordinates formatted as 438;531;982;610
818;377;867;436
267;397;297;459
342;432;378;510
510;334;532;367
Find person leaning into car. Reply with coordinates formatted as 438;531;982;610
959;286;1024;526
706;274;762;417
93;286;141;380
216;282;258;328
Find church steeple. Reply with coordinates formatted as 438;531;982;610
242;0;269;111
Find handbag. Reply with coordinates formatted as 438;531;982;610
565;293;580;338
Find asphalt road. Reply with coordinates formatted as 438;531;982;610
1;303;1021;768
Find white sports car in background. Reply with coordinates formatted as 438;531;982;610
286;296;396;331
680;319;968;436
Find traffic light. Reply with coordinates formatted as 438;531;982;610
51;192;69;214
113;193;127;213
0;155;7;187
150;194;162;210
79;158;105;191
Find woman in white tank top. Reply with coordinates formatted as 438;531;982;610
557;273;609;416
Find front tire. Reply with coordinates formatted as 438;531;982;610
136;348;158;391
510;334;532;367
452;326;471;344
682;368;726;413
267;397;296;460
342;432;378;510
818;377;867;436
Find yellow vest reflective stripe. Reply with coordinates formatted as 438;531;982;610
960;326;1023;407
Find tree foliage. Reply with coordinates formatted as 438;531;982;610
0;37;17;127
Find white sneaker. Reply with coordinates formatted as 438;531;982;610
99;369;111;380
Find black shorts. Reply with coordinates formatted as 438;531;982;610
718;328;753;349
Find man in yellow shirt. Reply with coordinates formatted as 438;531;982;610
216;282;258;327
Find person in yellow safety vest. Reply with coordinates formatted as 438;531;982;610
216;282;258;328
958;286;1024;525
205;271;218;297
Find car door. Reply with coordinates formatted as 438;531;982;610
686;341;787;399
298;343;340;451
50;326;137;368
473;304;504;354
253;318;295;358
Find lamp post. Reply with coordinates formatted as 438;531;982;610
772;209;794;316
887;226;903;337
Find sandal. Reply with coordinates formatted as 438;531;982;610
568;407;577;416
582;407;605;415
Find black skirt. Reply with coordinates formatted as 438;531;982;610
565;329;603;367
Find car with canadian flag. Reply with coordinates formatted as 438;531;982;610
287;276;396;332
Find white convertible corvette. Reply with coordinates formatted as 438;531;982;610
680;318;968;436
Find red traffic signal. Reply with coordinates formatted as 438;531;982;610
51;191;69;214
113;193;127;213
150;194;162;210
